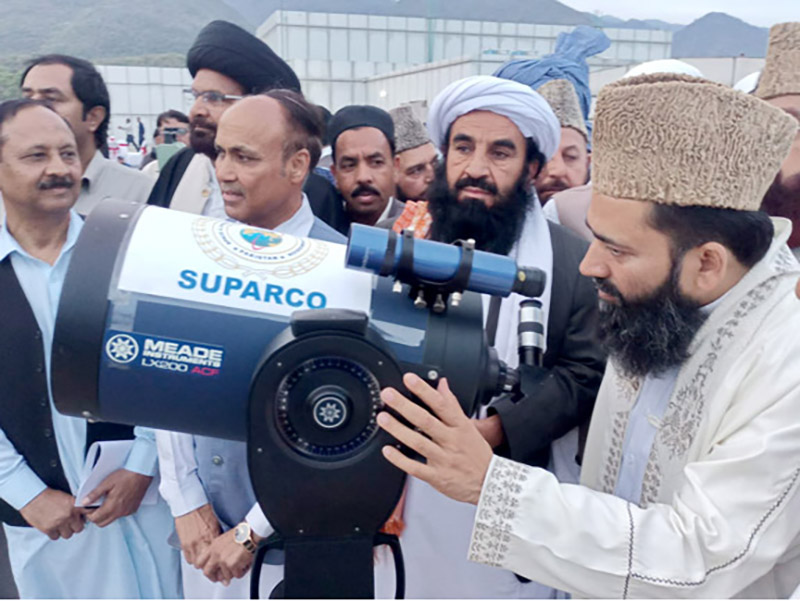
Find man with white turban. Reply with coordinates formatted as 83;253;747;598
394;75;605;598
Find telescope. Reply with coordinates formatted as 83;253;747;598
52;200;545;598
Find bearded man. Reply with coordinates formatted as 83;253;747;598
377;73;800;598
757;22;800;259
393;75;605;599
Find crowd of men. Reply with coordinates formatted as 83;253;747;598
0;15;798;600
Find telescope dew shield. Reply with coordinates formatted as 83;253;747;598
52;200;379;440
52;201;504;440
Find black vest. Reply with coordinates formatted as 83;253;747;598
0;257;133;527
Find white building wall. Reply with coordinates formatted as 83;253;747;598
257;10;672;111
96;65;193;148
366;56;766;119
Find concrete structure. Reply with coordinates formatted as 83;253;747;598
95;64;194;150
257;9;673;111
366;55;767;117
94;12;766;139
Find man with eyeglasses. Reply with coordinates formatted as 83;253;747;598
18;54;154;216
146;20;343;228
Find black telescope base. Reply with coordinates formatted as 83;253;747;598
272;535;376;599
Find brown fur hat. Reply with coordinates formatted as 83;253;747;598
593;73;798;211
390;106;431;154
756;22;800;101
536;79;589;142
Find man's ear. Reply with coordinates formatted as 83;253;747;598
394;155;403;184
680;241;729;300
527;158;542;183
84;106;106;134
287;149;311;185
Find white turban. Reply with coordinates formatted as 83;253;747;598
427;75;561;161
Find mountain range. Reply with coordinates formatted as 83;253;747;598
0;1;771;71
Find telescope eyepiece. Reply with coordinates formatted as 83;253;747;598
512;267;547;299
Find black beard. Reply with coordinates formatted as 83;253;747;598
427;164;533;256
189;116;218;159
595;261;708;378
761;170;800;247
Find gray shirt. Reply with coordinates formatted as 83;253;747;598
76;150;154;216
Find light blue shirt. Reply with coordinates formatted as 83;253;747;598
0;211;179;598
0;212;157;510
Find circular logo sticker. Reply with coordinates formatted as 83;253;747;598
192;218;329;279
312;397;349;430
105;334;140;364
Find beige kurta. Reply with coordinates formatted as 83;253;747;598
469;218;800;598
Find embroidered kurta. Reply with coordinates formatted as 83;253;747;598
468;219;800;598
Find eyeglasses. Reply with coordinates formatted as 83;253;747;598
183;89;244;105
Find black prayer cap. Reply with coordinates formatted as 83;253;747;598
328;105;396;157
187;20;301;94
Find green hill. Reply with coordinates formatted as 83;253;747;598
0;0;250;59
0;0;250;99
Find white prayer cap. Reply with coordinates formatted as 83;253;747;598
427;75;561;162
735;71;761;94
623;59;704;79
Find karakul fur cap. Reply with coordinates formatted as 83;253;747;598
756;22;800;100
593;73;798;211
390;106;431;154
536;79;589;142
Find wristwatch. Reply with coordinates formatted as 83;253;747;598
233;521;257;554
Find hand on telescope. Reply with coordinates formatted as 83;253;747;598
474;415;506;448
175;503;221;567
196;528;262;586
83;469;153;528
20;488;86;540
377;373;493;505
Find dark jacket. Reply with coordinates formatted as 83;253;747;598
0;258;133;527
490;222;606;468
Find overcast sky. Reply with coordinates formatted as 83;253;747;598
561;0;799;28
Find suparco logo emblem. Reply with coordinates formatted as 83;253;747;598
192;217;329;280
105;334;140;364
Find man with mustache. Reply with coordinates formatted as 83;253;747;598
156;91;347;599
389;106;438;203
19;54;154;216
531;79;591;205
757;22;800;260
0;99;180;598
392;75;605;598
376;73;800;598
328;105;405;229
